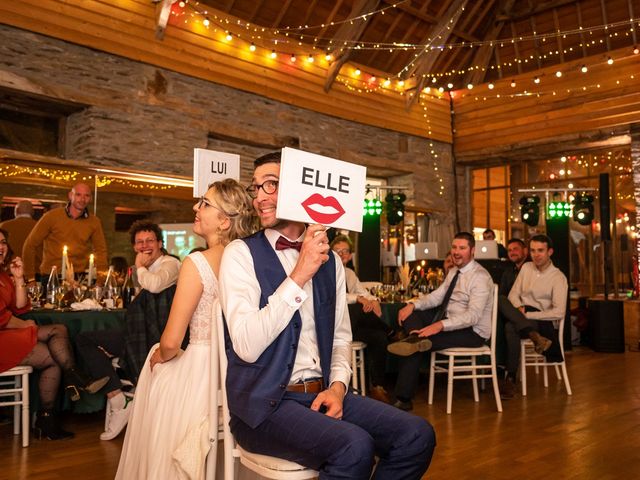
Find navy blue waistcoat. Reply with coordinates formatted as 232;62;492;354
224;230;336;428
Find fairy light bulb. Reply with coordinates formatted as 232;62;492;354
488;83;494;89
225;32;232;41
270;50;277;59
290;54;296;62
467;83;473;90
555;71;562;78
354;68;361;76
249;43;256;52
383;78;391;87
306;54;314;63
534;76;540;84
203;18;210;27
634;46;640;55
510;80;516;87
607;56;614;64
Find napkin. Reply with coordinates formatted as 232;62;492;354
70;298;103;311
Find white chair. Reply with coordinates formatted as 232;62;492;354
351;341;367;396
520;315;572;396
427;285;502;414
210;302;318;480
0;365;33;447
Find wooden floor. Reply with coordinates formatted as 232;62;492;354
2;346;640;479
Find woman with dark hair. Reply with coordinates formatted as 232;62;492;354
0;228;109;440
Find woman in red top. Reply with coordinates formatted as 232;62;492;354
1;228;108;440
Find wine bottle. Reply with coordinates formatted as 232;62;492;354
123;266;136;308
46;265;59;306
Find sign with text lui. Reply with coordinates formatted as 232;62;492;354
193;149;240;197
276;147;366;232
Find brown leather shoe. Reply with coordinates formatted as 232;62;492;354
529;331;552;354
368;385;391;404
387;334;432;357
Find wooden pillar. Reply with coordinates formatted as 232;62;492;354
632;124;640;278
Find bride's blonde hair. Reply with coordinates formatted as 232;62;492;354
208;178;255;244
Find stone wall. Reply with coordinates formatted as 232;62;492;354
0;24;457;226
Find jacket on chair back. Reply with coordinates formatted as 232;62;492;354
224;230;336;428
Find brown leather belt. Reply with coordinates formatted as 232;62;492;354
286;379;324;394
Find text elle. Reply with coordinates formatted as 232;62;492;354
301;167;350;193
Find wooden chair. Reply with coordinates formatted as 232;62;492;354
351;341;367;396
427;285;502;414
0;365;33;447
209;302;318;480
520;315;572;396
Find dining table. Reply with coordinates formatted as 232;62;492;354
21;307;126;413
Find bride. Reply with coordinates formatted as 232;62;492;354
116;179;254;479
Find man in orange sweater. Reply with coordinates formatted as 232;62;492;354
23;183;108;284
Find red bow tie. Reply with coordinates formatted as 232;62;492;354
275;236;303;252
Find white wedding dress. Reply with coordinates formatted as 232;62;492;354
116;251;216;480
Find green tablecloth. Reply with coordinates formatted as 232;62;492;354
23;309;126;413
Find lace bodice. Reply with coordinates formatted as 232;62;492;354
187;251;218;345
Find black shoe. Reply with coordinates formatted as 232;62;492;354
33;411;74;441
499;378;516;400
387;334;432;357
393;399;413;411
64;367;110;401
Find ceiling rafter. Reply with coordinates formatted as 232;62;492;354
496;0;578;21
248;0;266;23
379;4;429;73
382;0;479;43
154;0;176;40
367;10;406;65
272;0;294;28
402;0;468;110
324;0;380;93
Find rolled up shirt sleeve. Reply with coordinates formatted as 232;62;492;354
219;240;307;363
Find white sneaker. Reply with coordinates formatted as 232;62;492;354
100;396;133;441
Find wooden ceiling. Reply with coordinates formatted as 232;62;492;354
199;0;640;94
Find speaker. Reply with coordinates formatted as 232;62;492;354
587;299;624;352
599;173;611;241
357;214;381;281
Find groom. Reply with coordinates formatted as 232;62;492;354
219;151;435;479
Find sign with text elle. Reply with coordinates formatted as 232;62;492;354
193;149;240;197
276;147;366;232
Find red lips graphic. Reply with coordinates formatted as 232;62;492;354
301;193;346;225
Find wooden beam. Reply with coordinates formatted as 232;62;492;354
271;0;294;28
600;0;611;52
496;0;578;22
382;0;479;43
324;0;380;93
465;0;515;85
154;0;175;40
403;0;467;109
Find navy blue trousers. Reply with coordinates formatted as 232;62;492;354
231;391;436;480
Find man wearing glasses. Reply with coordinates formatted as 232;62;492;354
220;152;435;479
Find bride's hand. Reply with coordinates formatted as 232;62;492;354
149;347;164;371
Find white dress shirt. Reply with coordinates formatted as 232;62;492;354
412;259;493;339
219;228;352;388
135;254;181;293
508;261;568;328
344;267;377;305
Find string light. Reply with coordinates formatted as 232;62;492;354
581;65;588;73
249;42;256;52
270;50;277;59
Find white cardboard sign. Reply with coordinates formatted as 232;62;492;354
193;149;240;197
276;147;366;232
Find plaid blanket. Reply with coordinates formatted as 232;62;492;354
121;285;186;384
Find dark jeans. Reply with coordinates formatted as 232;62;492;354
232;391;436;480
394;308;485;401
74;329;125;394
499;296;541;374
348;303;391;387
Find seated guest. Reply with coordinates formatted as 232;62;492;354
75;221;180;440
330;234;393;404
388;232;494;411
500;235;567;399
483;228;508;259
0;200;37;259
0;229;108;440
499;239;529;296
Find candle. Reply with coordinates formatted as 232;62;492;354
61;245;68;281
88;254;94;286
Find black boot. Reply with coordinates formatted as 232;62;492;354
64;367;110;401
33;410;74;440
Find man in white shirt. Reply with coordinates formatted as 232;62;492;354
220;152;435;479
388;232;494;411
129;220;181;293
75;220;180;440
330;234;393;404
501;234;568;398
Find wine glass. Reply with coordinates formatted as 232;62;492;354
73;285;85;303
27;284;43;308
91;285;104;304
109;285;122;309
55;286;66;309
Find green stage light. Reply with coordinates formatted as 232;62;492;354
363;198;382;216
